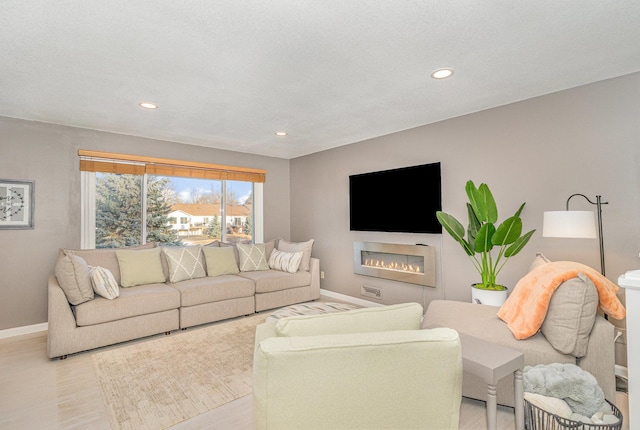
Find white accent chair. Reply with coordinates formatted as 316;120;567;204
253;303;463;430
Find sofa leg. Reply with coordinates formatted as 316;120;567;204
181;328;187;331
59;355;68;360
165;331;171;335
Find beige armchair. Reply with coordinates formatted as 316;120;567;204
253;303;463;430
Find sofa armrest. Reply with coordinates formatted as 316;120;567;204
309;257;320;299
577;315;616;402
253;329;462;430
47;275;78;358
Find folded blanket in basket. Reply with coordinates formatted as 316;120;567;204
523;363;605;417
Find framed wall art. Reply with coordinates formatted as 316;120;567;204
0;179;35;229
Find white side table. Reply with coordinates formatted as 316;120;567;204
618;273;639;430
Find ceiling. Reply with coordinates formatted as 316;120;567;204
2;2;640;160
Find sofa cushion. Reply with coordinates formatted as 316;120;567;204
237;243;269;271
424;300;571;365
274;302;424;338
268;249;303;273
89;266;119;299
202;246;239;277
54;252;95;305
59;242;156;286
73;283;180;326
277;239;314;272
237;269;311;293
162;246;206;283
116;247;166;287
541;273;598;357
171;275;255;307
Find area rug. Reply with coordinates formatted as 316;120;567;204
91;313;267;430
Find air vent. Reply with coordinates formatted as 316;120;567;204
361;285;382;300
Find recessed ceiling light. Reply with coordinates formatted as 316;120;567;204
139;102;158;109
431;68;454;79
275;132;288;136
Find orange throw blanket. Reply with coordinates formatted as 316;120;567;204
497;261;626;340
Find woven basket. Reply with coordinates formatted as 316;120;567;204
524;399;622;430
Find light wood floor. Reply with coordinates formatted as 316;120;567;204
0;321;629;430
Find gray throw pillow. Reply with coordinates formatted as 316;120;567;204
540;272;598;357
54;252;95;305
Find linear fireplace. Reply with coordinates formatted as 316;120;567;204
353;242;436;287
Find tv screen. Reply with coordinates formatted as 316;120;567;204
349;162;442;234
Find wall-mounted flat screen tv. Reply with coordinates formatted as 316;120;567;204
349;162;442;234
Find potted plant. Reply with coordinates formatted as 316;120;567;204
436;180;536;306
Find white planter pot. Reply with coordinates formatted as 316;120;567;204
471;284;508;306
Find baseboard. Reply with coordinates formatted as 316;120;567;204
319;289;383;308
0;322;48;340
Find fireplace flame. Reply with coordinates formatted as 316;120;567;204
363;258;423;273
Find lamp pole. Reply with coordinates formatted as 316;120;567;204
566;194;608;276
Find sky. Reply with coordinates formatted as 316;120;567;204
167;177;252;204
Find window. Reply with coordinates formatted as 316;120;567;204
80;150;264;248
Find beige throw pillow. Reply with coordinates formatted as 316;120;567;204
202;246;239;277
59;242;156;286
528;252;552;272
162;246;206;283
268;249;303;273
540;272;598;357
237;243;269;272
277;239;314;272
89;266;119;299
54;252;95;305
116;247;166;287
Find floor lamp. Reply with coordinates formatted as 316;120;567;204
542;194;608;276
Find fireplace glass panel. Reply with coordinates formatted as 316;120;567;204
360;251;424;274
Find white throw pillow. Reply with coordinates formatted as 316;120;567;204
268;249;303;273
89;266;119;299
277;239;314;272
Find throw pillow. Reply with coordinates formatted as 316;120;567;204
162;246;206;283
54;252;95;305
528;252;552;272
88;266;119;299
202;246;239;277
59;242;156;286
236;243;269;272
541;273;598;357
116;247;166;287
277;239;314;272
268;249;303;273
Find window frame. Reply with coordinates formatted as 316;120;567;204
80;170;264;249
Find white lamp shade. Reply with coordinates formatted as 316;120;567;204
543;211;597;238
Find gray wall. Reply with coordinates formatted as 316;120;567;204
0;118;291;330
290;72;640;341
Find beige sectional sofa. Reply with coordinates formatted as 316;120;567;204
47;239;319;359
